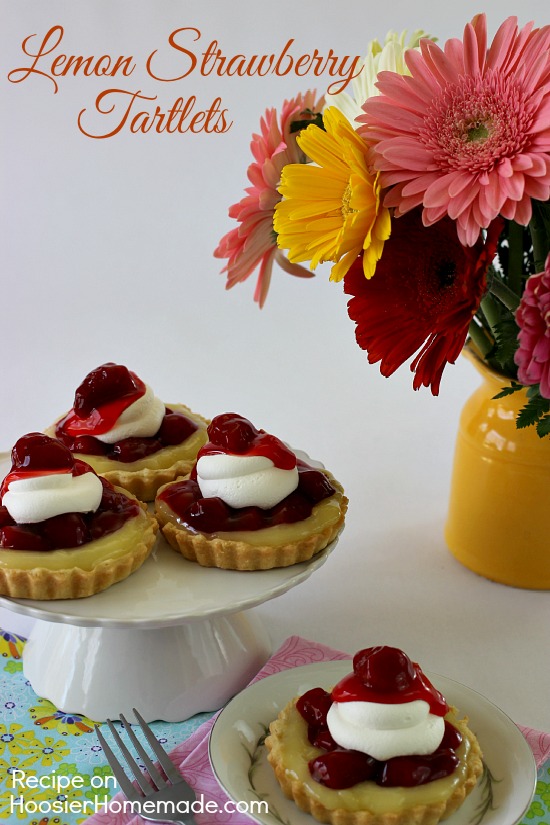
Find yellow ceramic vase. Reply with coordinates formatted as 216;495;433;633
445;348;550;589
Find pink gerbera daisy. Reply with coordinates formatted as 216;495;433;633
214;91;324;307
515;252;550;398
359;15;550;246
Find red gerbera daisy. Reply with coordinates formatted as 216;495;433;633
344;210;503;394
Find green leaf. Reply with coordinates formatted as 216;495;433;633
536;415;550;438
517;395;550;429
527;384;542;399
493;384;523;399
491;316;520;375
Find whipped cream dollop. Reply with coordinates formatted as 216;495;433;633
326;698;445;762
196;453;299;509
93;385;165;443
2;471;103;524
323;646;448;762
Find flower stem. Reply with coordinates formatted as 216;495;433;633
529;200;550;273
507;221;524;296
468;319;493;358
488;279;520;312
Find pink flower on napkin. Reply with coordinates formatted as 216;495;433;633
84;637;348;825
84;635;547;825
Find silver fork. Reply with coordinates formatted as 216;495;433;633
95;708;197;825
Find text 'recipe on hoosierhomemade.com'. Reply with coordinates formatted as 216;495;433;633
7;25;363;137
9;768;269;817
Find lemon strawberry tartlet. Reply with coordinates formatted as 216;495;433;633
154;412;347;570
0;433;158;599
266;646;483;825
47;362;208;501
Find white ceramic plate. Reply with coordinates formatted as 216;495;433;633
0;535;340;628
209;661;537;825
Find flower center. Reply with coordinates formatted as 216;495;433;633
415;248;466;321
341;183;354;218
436;260;457;287
421;71;532;173
463;119;491;143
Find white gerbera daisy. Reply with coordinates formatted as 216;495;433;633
327;30;435;126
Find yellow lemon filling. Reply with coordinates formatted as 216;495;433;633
156;490;344;547
275;706;471;814
0;508;152;572
47;405;208;472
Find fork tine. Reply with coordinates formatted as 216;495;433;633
94;725;140;801
119;714;167;790
132;708;185;786
105;719;155;795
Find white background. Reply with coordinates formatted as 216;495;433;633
1;0;549;730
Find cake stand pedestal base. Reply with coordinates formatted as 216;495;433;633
22;610;271;722
0;520;340;724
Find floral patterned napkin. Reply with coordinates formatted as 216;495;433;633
82;635;550;825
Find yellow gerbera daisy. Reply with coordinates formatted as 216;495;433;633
274;107;391;282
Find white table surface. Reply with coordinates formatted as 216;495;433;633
1;0;549;733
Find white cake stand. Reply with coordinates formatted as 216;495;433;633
0;534;340;723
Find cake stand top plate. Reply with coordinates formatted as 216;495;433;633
0;451;341;629
0;535;339;629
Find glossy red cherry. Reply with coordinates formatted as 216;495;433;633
309;750;379;789
207;413;258;454
270;492;311;525
110;437;162;463
158;413;196;446
41;513;90;548
353;646;416;692
231;506;264;532
298;469;335;503
296;688;333;727
69;435;107;456
440;721;463;751
161;480;201;515
99;481;131;513
11;433;74;473
89;510;133;539
0;525;50;551
74;363;140;417
379;750;459;787
184;497;230;533
308;727;338;751
0;507;15;528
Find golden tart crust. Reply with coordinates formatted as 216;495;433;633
46;404;209;502
155;472;347;570
266;697;483;825
0;499;158;600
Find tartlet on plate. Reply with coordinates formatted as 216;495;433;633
154;412;347;570
0;433;157;599
266;646;483;825
46;362;208;501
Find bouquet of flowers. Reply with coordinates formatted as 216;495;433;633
215;15;550;438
